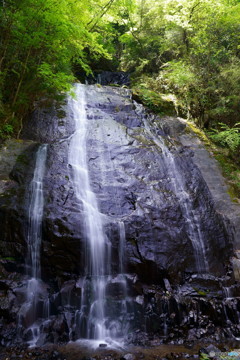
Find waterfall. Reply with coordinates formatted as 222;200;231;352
26;144;48;279
68;84;110;341
67;84;130;346
18;144;48;347
164;149;209;273
119;221;126;274
140;109;209;273
0;82;235;348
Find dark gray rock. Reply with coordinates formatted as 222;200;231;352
0;84;239;346
179;128;240;249
86;71;130;86
121;354;135;360
0;141;39;273
199;344;221;356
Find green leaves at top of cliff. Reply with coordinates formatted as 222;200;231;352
1;0;239;140
119;0;240;130
0;0;127;137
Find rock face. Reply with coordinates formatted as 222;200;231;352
86;71;130;86
0;84;239;346
0;140;38;271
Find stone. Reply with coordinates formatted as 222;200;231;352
86;71;130;86
121;354;135;360
163;278;172;292
15;85;233;283
232;258;240;281
0;84;238;346
199;344;221;356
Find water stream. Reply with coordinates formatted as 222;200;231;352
26;144;48;279
138;105;209;273
67;84;131;347
68;84;111;343
18;144;48;347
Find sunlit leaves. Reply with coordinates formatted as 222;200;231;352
0;0;120;135
208;123;240;152
120;0;240;128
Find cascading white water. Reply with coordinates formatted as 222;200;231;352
18;144;48;347
27;144;48;279
162;148;209;272
119;221;126;274
140;109;209;273
67;84;131;347
68;84;110;341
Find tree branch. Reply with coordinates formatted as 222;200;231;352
88;0;115;31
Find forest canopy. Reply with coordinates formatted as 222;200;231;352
0;0;239;139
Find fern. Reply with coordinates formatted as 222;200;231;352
208;123;240;152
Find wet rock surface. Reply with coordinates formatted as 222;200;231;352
0;85;240;346
85;71;130;86
0;141;40;278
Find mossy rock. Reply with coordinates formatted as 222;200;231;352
132;88;177;116
186;121;211;145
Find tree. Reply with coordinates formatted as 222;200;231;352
119;0;240;128
0;0;116;137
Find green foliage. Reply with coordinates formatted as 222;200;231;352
119;0;240;129
200;353;209;360
213;151;240;200
1;0;240;144
37;63;74;93
132;85;176;115
196;120;240;200
0;257;15;261
0;0;123;135
208;123;240;152
162;61;195;88
0;123;13;140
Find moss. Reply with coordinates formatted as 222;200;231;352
16;153;29;166
227;187;239;202
186;121;211;145
219;355;240;360
200;353;210;360
193;288;208;296
213;152;240;201
185;121;240;201
57;110;66;119
132;87;176;116
132;134;155;147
